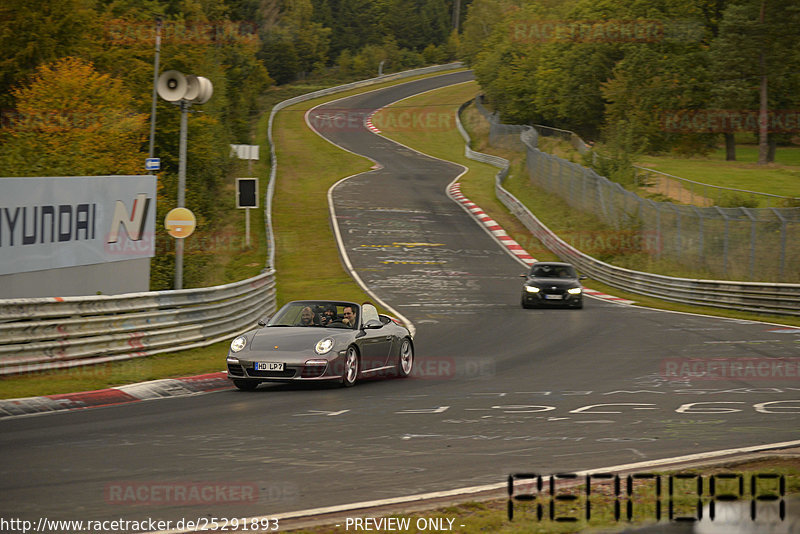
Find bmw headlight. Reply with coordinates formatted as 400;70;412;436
230;336;247;353
525;286;540;293
315;338;334;355
567;288;582;295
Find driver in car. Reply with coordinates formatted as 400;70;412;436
342;306;357;328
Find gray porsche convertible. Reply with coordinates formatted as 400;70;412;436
226;300;414;389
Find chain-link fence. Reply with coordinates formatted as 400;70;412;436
473;97;800;282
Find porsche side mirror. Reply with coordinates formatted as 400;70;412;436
257;317;269;327
579;275;588;280
363;319;383;330
520;273;528;278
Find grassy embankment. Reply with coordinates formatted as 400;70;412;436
638;147;800;205
536;137;800;207
0;70;466;400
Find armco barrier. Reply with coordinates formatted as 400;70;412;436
0;63;464;376
0;272;276;375
457;99;800;316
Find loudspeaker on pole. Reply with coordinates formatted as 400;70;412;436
157;70;187;102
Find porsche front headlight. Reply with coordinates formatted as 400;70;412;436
230;336;247;353
315;338;334;355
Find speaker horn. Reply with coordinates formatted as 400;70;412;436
192;76;213;104
157;70;187;102
183;75;200;102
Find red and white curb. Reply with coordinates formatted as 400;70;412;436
582;288;636;305
447;182;636;306
448;182;537;265
0;372;232;419
365;107;383;134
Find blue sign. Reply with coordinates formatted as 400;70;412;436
145;158;161;171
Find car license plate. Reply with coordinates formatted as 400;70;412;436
255;362;284;371
544;294;563;300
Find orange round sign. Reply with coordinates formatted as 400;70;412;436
165;207;196;238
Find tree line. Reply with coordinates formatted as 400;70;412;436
0;0;464;179
461;0;800;163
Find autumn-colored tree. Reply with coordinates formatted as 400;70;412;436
0;57;147;177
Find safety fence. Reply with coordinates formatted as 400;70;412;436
472;96;800;283
0;63;464;376
457;99;800;316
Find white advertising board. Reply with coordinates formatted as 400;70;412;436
0;175;157;275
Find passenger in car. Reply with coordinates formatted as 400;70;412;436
299;306;318;326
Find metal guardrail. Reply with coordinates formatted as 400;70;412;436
457;98;800;317
0;63;465;376
0;273;277;375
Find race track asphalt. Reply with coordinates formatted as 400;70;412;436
1;71;798;529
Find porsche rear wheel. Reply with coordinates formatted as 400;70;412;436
397;338;413;378
232;379;258;391
341;346;359;387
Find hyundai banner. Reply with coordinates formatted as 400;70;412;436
0;175;156;275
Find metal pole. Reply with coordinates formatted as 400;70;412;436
175;100;188;290
148;19;162;159
245;208;251;248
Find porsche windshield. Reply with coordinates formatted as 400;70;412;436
268;302;359;328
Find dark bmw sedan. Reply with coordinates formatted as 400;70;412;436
520;262;587;309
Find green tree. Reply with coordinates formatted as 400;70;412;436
709;0;800;163
0;57;147;176
0;0;99;109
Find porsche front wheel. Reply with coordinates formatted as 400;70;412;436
341;346;360;387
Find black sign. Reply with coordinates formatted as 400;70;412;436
237;178;258;208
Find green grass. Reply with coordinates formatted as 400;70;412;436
0;69;467;400
638;149;800;204
0;341;231;399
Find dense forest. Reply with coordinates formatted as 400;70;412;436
0;0;464;179
1;0;797;216
461;0;800;161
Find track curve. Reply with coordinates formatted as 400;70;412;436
1;71;799;528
